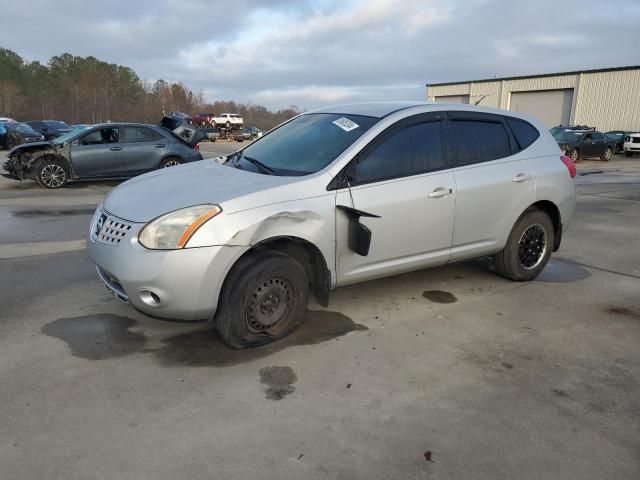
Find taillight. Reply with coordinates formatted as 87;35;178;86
195;143;200;151
560;155;576;178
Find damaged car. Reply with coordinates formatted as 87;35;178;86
1;122;45;149
88;102;576;349
2;120;205;188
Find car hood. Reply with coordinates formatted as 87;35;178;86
103;160;293;222
7;141;53;156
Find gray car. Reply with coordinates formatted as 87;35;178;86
2;122;203;188
88;102;576;349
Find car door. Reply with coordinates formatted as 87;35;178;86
121;126;167;174
580;133;595;157
590;132;607;156
334;113;455;286
70;126;124;178
447;112;536;261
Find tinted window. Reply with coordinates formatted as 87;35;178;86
355;121;444;183
592;132;605;140
80;127;119;145
506;117;539;150
124;126;163;143
450;119;511;165
583;133;592;141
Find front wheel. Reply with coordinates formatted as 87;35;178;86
494;209;554;282
601;147;613;161
35;159;69;189
216;250;310;349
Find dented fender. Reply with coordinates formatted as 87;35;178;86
187;195;337;287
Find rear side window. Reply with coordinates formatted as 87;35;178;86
449;119;511;165
506;117;539;150
355;121;444;183
124;126;163;143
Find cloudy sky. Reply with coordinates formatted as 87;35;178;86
1;0;639;110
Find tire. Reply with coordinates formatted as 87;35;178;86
159;156;183;168
625;151;633;157
35;158;69;189
601;147;613;161
569;148;580;162
216;250;310;349
494;209;555;282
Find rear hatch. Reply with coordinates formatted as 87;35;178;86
159;115;206;148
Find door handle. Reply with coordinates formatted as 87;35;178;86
109;146;122;151
428;187;453;198
154;144;166;148
512;174;532;183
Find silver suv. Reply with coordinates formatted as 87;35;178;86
88;102;576;348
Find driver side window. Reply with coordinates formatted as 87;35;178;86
354;120;444;184
80;127;120;146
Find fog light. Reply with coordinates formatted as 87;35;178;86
139;289;161;307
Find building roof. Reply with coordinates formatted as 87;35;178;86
426;65;640;87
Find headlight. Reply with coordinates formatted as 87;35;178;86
138;204;221;250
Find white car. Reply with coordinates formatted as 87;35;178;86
88;102;576;349
623;133;640;157
212;113;244;129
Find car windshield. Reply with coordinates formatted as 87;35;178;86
553;131;584;141
228;113;378;176
53;129;83;144
16;123;36;133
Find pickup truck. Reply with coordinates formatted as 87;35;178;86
212;113;244;129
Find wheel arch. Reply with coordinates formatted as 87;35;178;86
526;200;562;251
223;235;331;307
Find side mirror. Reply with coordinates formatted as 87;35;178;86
71;139;79;147
336;205;380;256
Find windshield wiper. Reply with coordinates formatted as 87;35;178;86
243;155;276;175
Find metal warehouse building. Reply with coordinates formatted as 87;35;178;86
426;66;640;131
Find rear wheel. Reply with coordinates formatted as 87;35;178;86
494;209;554;282
159;156;183;168
35;159;69;189
569;148;580;162
601;147;613;161
216;250;309;349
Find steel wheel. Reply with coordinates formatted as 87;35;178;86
40;164;67;188
162;159;181;168
518;223;547;270
246;276;294;335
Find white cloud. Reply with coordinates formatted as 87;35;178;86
1;0;639;109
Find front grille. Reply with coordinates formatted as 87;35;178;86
94;213;134;245
633;138;640;144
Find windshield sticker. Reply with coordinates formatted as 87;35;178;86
333;117;359;132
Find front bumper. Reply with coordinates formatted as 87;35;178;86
623;142;640;152
87;211;246;321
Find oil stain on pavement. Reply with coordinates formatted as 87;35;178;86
44;309;368;366
155;309;368;367
259;366;297;400
42;314;146;359
422;290;458;304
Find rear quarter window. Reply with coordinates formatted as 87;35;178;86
505;117;540;150
449;119;511;165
